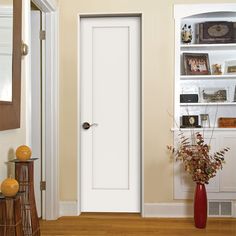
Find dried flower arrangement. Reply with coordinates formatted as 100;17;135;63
167;131;230;184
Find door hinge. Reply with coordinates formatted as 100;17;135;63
40;181;46;191
40;30;46;40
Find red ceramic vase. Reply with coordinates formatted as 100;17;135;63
194;183;207;228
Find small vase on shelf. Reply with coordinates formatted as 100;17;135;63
181;24;193;44
194;183;207;229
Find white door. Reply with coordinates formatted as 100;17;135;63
31;10;42;217
80;17;141;212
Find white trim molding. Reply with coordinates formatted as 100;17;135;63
32;0;57;12
174;4;236;19
233;201;236;218
60;202;193;218
143;203;193;218
59;201;236;218
144;202;236;218
60;201;78;217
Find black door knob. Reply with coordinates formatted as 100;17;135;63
82;122;90;130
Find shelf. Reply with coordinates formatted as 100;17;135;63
175;5;236;200
180;102;236;106
171;127;236;132
180;75;236;80
180;43;236;51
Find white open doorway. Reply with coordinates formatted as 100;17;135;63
79;15;142;213
26;0;59;220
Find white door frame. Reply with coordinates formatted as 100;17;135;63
25;0;59;220
77;13;144;216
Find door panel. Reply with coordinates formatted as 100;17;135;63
219;136;236;192
80;17;140;212
92;26;129;189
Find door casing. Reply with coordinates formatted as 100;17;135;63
77;13;144;216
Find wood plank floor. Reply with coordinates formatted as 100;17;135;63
40;213;236;236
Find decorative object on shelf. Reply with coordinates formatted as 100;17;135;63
180;94;198;103
11;159;40;236
234;86;236;102
15;145;32;161
0;194;24;236
181;24;193;44
199;87;227;103
181;115;201;128
212;64;222;75
224;60;236;74
167;132;230;228
218;117;236;128
200;114;210;128
183;53;211;75
0;177;19;197
196;21;236;44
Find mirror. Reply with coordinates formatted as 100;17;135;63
0;0;13;102
0;0;22;130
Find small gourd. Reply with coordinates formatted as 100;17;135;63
0;177;19;197
16;145;32;161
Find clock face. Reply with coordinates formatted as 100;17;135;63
189;116;195;125
208;24;229;37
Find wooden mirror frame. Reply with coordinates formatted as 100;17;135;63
0;0;22;131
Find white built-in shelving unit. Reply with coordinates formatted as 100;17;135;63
174;4;236;202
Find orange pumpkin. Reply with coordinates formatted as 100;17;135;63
16;145;32;160
0;177;19;197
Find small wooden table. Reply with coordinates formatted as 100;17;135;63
10;159;40;236
0;193;23;236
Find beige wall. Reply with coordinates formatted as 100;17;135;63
0;69;26;186
0;0;13;6
58;0;236;203
0;107;26;186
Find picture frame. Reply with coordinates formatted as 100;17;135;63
224;60;236;74
196;21;236;44
183;53;211;75
199;87;228;103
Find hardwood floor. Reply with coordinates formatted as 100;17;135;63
40;213;236;236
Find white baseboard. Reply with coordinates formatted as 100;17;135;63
59;202;192;217
59;202;192;218
59;201;78;216
59;201;236;218
144;202;236;218
233;202;236;217
144;203;193;218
